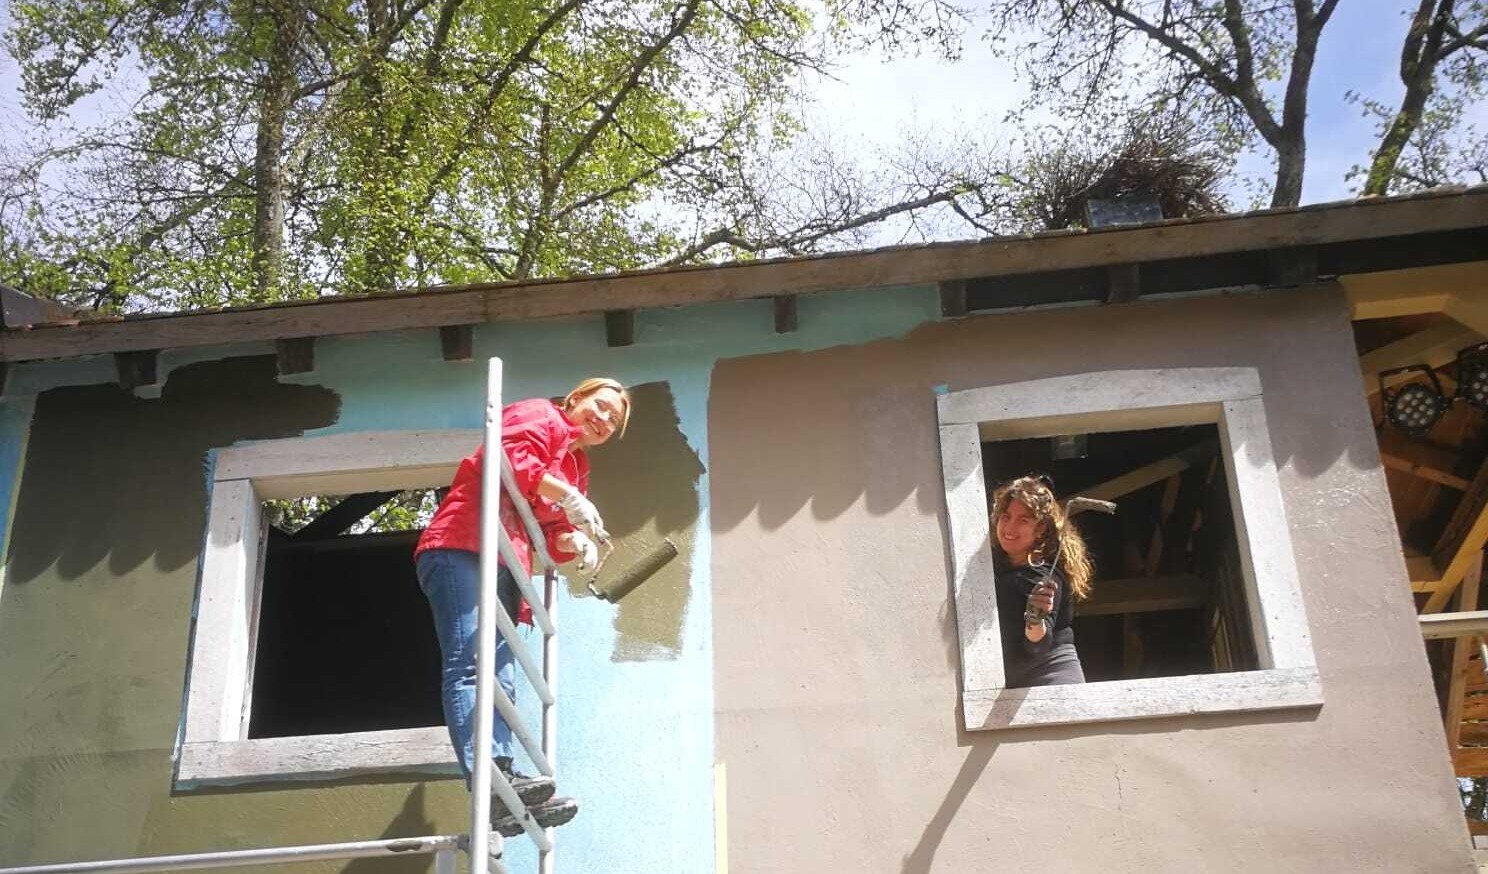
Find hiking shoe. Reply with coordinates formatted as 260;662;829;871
491;757;556;814
491;796;579;837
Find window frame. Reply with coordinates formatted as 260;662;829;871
177;429;480;787
936;367;1323;731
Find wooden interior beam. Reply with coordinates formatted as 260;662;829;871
439;324;474;361
1341;262;1488;320
1104;264;1141;303
1082;441;1214;503
1381;451;1472;490
1075;574;1207;617
289;490;400;541
605;309;635;347
1360;322;1480;397
939;279;967;317
1426;456;1488;612
1408;554;1443;592
275;337;315;375
773;295;798;333
1446;554;1484;751
114;350;158;392
1266;246;1317;287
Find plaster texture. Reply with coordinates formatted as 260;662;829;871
708;286;1473;873
0;285;939;874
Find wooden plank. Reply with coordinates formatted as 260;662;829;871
1266;246;1317;287
1381;452;1472;490
1105;264;1140;303
1457;745;1488;775
288;490;399;540
1343;262;1487;319
1076;574;1206;617
1144;474;1183;575
1360;323;1479;396
1082;441;1215;503
1448;554;1484;750
114;349;158;391
605;309;635;347
773;295;798;333
6;189;1486;363
1427;456;1488;612
274;337;315;375
439;324;473;361
939;279;967;317
1409;554;1443;591
1461;721;1488;745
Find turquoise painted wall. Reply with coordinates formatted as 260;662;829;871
0;285;941;873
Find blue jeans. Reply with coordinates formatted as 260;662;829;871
415;548;520;781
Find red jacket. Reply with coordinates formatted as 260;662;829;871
416;398;589;623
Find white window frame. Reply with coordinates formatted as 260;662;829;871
177;429;482;787
937;367;1323;731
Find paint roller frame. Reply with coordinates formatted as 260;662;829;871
584;537;680;603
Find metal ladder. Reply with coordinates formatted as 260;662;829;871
0;357;562;874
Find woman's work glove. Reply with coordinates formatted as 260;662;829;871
558;531;600;572
1024;578;1056;626
555;485;609;544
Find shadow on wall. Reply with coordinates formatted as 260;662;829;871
707;290;1383;537
584;381;705;662
341;784;439;874
5;357;340;586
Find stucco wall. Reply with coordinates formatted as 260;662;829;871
0;286;941;873
709;286;1473;872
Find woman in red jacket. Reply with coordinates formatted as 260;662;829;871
414;377;630;835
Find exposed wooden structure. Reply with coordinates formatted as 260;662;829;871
1075;575;1206;617
605;309;635;347
938;279;967;317
275;338;315;375
1426;457;1488;613
773;295;798;334
114;350;158;392
3;187;1484;365
1104;264;1141;304
439;325;474;361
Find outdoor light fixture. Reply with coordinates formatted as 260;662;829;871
1457;342;1488;410
1379;364;1450;436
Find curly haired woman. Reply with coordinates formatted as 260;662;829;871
989;474;1095;687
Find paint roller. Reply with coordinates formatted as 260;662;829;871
584;537;679;603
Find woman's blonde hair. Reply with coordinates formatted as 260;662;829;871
990;475;1094;599
564;377;632;437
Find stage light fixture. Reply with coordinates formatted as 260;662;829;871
1456;341;1488;410
1379;364;1450;436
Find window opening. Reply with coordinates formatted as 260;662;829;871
983;424;1259;686
248;489;444;739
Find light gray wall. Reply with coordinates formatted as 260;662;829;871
709;285;1471;873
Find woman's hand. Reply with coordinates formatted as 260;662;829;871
556;531;600;572
539;474;609;543
1024;579;1055;642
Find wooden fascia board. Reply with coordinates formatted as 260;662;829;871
4;190;1487;364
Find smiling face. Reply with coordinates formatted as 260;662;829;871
567;386;626;448
995;498;1045;564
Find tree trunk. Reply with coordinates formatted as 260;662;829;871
1363;0;1455;195
360;0;399;291
1269;13;1323;208
252;0;304;301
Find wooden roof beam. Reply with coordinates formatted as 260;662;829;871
1075;574;1207;617
1081;441;1216;503
1343;262;1488;320
1424;456;1488;612
1381;452;1472;490
1445;554;1484;752
1360;322;1481;397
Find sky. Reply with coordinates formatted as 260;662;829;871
0;0;1479;244
798;0;1448;207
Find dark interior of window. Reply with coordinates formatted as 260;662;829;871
248;492;444;739
983;423;1259;683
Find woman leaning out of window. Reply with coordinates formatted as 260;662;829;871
990;475;1094;687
